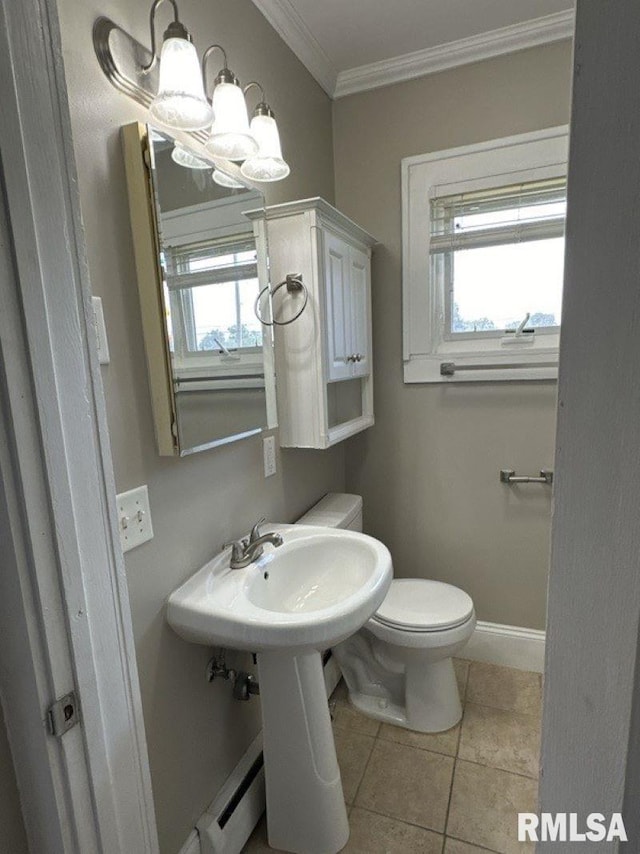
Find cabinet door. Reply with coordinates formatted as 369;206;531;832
349;245;371;377
323;231;353;381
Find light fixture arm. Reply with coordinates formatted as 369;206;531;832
244;81;274;118
202;44;233;95
141;0;183;74
243;81;266;103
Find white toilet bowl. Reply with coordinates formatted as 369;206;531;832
297;494;476;733
333;579;475;732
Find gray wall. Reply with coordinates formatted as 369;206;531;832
0;705;28;854
333;42;573;630
55;1;342;851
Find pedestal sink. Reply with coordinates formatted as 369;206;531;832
167;524;392;854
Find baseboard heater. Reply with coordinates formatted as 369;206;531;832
183;651;342;854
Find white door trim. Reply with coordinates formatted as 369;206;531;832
0;0;158;851
540;2;640;842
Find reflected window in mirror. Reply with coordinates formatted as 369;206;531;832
164;236;262;359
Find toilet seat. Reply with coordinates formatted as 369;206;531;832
372;579;474;633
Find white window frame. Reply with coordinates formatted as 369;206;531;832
402;126;569;383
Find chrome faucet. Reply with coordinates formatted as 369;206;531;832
224;518;284;569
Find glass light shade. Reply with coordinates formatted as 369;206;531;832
212;168;244;189
241;114;290;182
149;38;213;131
205;82;258;161
171;144;210;169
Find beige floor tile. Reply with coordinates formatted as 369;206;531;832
454;659;470;700
378;719;460;757
333;729;375;804
445;839;499;853
466;663;542;716
447;760;537;854
333;699;381;736
344;807;444;853
458;704;540;779
356;739;454;832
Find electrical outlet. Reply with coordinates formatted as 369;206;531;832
263;435;277;478
116;485;154;552
91;296;110;365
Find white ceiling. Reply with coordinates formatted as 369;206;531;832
252;0;575;97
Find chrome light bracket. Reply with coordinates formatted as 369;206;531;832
93;17;160;111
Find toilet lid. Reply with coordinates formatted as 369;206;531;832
373;579;474;631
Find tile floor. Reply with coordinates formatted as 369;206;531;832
243;660;542;854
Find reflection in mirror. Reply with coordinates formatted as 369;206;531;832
138;126;276;455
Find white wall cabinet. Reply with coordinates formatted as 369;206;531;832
249;198;376;449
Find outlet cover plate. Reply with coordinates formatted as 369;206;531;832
116;485;153;552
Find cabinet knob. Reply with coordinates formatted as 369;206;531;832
346;354;355;363
355;353;363;362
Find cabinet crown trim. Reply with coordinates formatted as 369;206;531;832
245;197;377;248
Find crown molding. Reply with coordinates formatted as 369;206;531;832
251;0;337;96
334;10;575;99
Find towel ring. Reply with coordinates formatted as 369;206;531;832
255;274;309;327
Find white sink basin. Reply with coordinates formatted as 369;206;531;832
166;523;392;854
167;524;392;652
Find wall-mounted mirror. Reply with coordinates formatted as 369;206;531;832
122;123;276;456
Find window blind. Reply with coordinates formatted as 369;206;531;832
430;177;567;254
165;235;258;290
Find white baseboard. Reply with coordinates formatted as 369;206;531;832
464;621;546;673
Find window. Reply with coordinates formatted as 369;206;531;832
432;178;566;339
402;127;569;383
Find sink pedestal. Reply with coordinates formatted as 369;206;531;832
258;650;349;854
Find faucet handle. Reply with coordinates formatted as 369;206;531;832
249;517;266;543
223;539;246;563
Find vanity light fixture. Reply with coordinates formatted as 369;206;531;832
145;0;213;131
241;83;290;182
212;169;245;189
171;143;210;169
203;45;258;161
93;5;290;181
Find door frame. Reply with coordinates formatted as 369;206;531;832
0;0;158;850
538;2;640;847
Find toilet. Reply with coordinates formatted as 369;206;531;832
297;493;476;733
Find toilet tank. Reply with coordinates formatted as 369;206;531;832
296;493;363;532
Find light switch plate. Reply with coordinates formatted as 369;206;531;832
263;435;277;478
91;296;110;365
116;485;153;552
